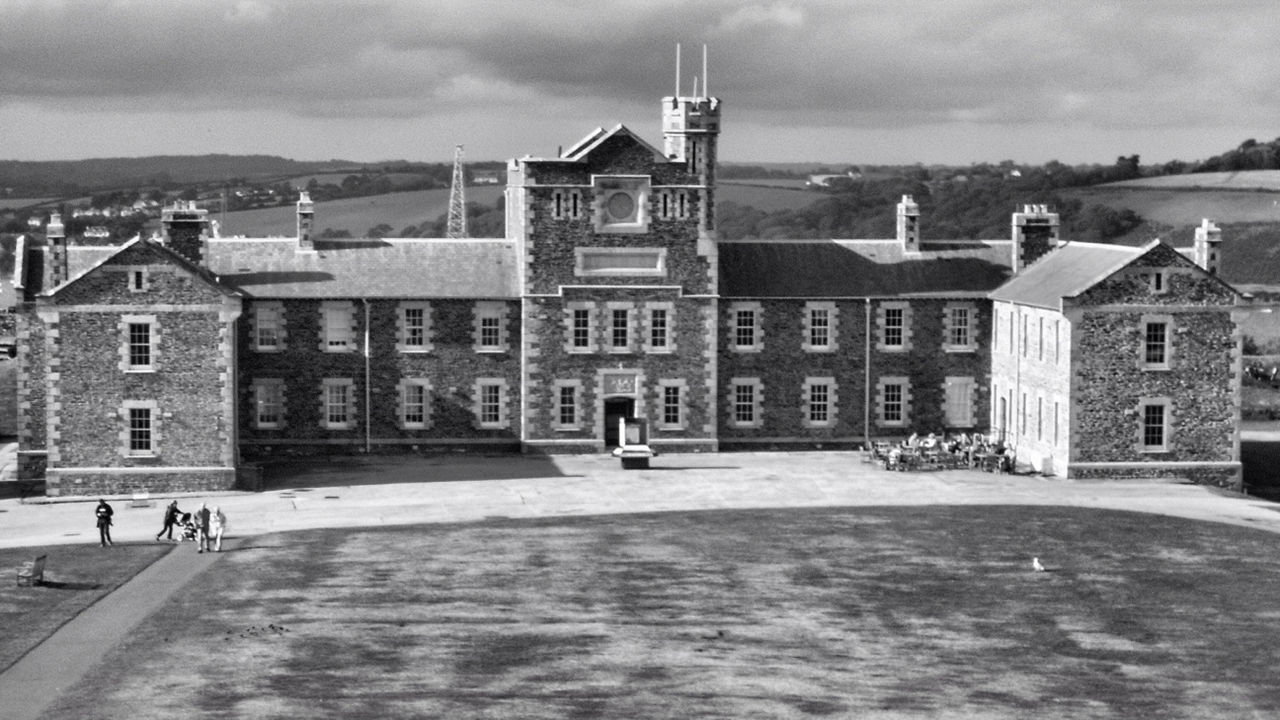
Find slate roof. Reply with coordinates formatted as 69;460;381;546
718;240;1014;298
46;236;239;299
205;237;519;299
988;241;1147;310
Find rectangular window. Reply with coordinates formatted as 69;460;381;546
944;377;974;427
128;407;152;456
809;308;830;348
663;385;681;426
1054;320;1061;365
808;383;830;424
1142;403;1167;450
474;302;507;352
1037;397;1044;441
325;382;350;428
950;307;970;347
1054;401;1060;445
572;308;591;349
883;383;903;424
128;322;152;369
1037;318;1044;361
611;308;629;350
479;383;502;425
402;383;428;427
552;189;582;220
883;307;904;347
733;383;755;424
735;309;756;348
1019;393;1027;434
1144;321;1168;367
254;381;283;429
558;385;577;427
323;305;353;351
129;269;147;292
1021;315;1028;357
480;316;501;349
255;305;282;351
404;307;426;348
649;308;668;350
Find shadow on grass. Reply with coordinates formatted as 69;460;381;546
40;580;104;591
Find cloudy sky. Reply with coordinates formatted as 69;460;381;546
3;0;1279;166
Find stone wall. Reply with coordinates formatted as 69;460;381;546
238;298;523;455
45;468;236;497
718;298;992;446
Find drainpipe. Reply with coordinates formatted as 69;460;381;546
362;299;371;454
864;297;872;448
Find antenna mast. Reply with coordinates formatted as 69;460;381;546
447;144;467;239
675;43;681;96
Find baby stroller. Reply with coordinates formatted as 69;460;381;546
177;512;198;542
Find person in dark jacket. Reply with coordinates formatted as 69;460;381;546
195;503;211;553
95;499;114;546
155;500;182;542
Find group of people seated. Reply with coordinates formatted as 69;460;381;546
874;431;1015;472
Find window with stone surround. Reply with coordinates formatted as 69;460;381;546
473;301;509;353
563;302;595;353
397;302;433;353
803;302;837;352
877;377;910;427
474;379;510;429
730;302;763;352
552;189;584;220
1141;316;1173;370
804;377;836;427
877;302;912;352
253;302;286;352
399;378;431;429
943;303;975;352
121;314;157;373
127;267;149;293
122;400;158;457
322;378;355;430
658;379;687;430
321;302;355;353
943;376;975;427
608;305;633;352
644;303;675;354
658;189;690;220
591;175;651;234
730;378;763;428
253;379;284;429
553;380;582;430
1139;398;1170;452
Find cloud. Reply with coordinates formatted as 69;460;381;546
1;0;1279;162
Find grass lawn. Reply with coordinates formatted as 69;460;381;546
36;506;1280;719
0;543;171;672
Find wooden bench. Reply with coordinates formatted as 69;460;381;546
17;554;46;586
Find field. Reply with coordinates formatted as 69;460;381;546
1108;170;1280;191
1065;186;1280;227
35;506;1280;719
219;186;505;237
0;198;53;210
218;183;821;238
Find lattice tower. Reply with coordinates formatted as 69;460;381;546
447;144;467;239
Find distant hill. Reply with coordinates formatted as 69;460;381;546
0;155;362;194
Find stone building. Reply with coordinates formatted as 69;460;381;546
990;240;1243;484
11;89;1246;494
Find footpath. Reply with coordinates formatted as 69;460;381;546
1;451;1279;720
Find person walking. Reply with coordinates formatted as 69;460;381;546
210;506;227;552
155;500;182;542
95;499;114;546
195;503;211;553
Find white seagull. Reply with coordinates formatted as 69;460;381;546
1032;557;1045;572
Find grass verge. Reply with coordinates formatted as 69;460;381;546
35;506;1280;719
0;542;171;672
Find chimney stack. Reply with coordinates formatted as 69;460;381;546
297;192;315;251
1011;204;1060;272
1193;218;1222;275
46;212;68;288
896;195;920;252
160;200;212;265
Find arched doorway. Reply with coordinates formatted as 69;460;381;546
603;397;635;448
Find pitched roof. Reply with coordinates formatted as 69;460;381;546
718;240;1014;298
560;124;666;162
989;241;1146;310
47;236;239;298
205;237;519;299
